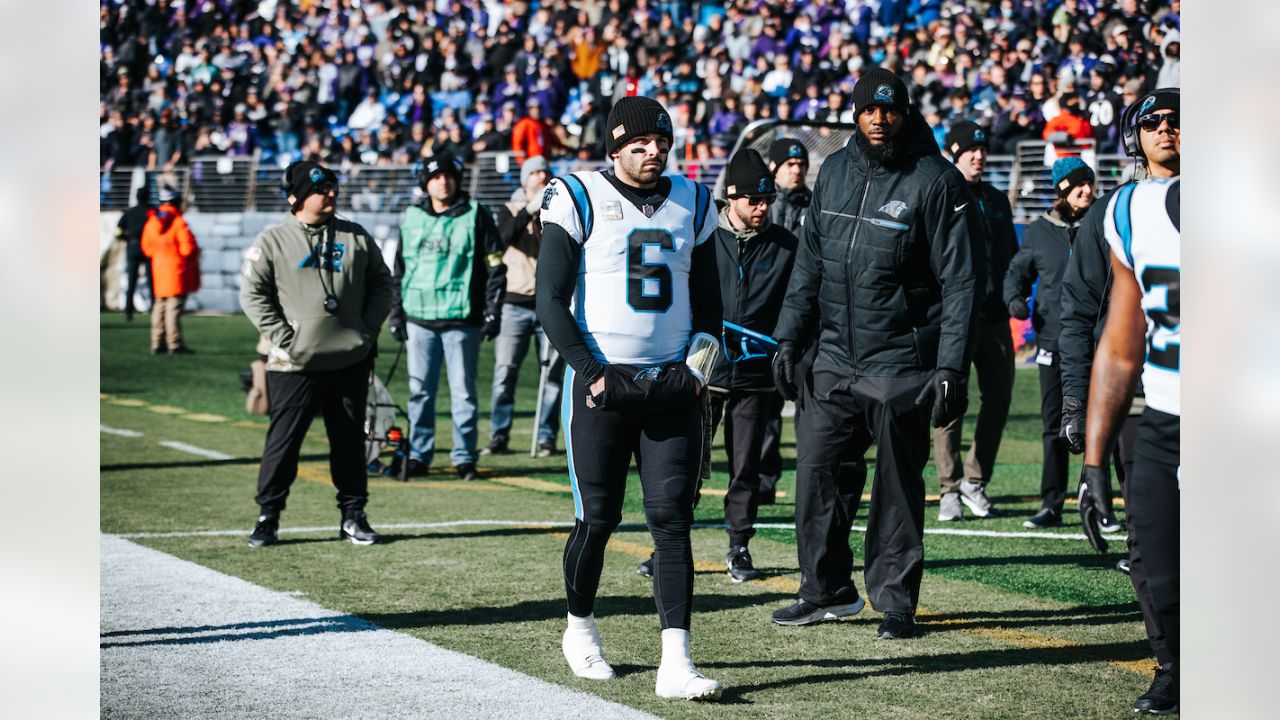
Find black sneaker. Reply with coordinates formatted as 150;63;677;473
404;458;430;478
637;552;654;578
726;546;761;583
249;514;278;547
1133;664;1178;714
1022;507;1062;528
876;612;918;639
1116;558;1132;575
339;511;379;545
480;437;508;456
1098;512;1125;534
771;596;865;626
537;441;557;458
455;463;479;481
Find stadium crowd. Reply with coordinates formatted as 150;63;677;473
100;0;1181;172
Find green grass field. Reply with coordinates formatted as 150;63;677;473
101;312;1159;719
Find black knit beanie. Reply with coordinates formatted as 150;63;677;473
722;149;775;197
419;153;464;187
605;96;674;155
1133;87;1179;119
850;67;910;116
767;138;809;171
944;120;989;158
282;161;338;211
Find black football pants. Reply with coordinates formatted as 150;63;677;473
256;361;371;516
1127;410;1180;665
795;363;929;614
708;390;783;548
561;366;703;630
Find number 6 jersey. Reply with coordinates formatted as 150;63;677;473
1104;177;1180;417
541;171;716;366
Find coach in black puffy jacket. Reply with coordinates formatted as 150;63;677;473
769;68;980;637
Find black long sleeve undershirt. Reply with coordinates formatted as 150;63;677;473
536;223;607;384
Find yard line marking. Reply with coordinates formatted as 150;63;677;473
148;405;190;415
294;463;513;492
181;413;229;423
101;425;143;438
749;522;1093;542
158;441;234;461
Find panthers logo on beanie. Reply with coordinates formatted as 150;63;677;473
1140;95;1157;114
874;84;895;103
656;113;672;132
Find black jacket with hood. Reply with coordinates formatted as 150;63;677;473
708;208;798;391
769;184;811;236
773;110;981;376
1004;206;1081;352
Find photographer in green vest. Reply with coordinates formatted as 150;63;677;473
389;153;507;481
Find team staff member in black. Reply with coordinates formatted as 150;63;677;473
1057;88;1180;713
240;161;394;547
537;96;724;700
1005;157;1106;529
769;68;979;638
707;148;798;581
115;185;153;321
934;121;1019;521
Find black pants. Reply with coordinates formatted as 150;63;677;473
1038;355;1070;511
1128;409;1180;665
256;361;371;516
1110;413;1170;663
758;411;782;495
561;366;703;630
709;391;783;548
124;242;152;316
795;362;929;614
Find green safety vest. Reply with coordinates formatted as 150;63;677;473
399;202;479;321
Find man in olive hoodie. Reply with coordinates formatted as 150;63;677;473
240;161;394;548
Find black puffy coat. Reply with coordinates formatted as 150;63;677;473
774;110;981;376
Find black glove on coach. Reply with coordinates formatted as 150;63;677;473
1008;298;1030;320
482;313;502;340
1060;395;1087;454
1077;464;1114;553
915;368;968;427
771;340;798;401
389;318;408;342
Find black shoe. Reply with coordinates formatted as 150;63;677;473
151;347;166;356
455;463;479;481
249;514;278;547
1133;664;1178;714
339;511;379;545
1116;558;1132;575
876;612;918;639
637;552;654;578
168;346;196;355
537;441;557;458
726;546;761;583
771;596;865;626
1099;512;1125;534
480;437;508;456
404;458;430;478
1022;507;1063;528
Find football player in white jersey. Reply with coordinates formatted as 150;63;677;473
1085;175;1180;715
535;96;724;700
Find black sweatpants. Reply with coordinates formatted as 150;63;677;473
795;362;929;614
124;241;152;315
1127;409;1180;664
561;366;703;630
708;390;783;548
255;360;371;516
1037;355;1070;511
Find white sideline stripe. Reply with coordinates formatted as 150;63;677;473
101;425;143;438
158;440;234;461
101;535;658;720
115;519;1092;542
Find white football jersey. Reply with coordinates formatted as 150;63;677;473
1104;178;1180;417
541;170;716;366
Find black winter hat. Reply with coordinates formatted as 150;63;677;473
605;96;674;155
282;160;338;210
418;153;464;186
944;121;990;158
850;67;910;116
722;148;775;198
767;138;809;171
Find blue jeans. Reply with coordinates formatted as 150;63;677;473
406;323;482;467
490;304;563;445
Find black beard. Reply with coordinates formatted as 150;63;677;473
854;129;898;166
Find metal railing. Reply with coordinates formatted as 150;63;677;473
100;144;1134;220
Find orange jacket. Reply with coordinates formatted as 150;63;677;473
141;203;201;298
1042;112;1094;156
511;117;546;160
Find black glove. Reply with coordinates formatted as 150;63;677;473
771;340;799;401
914;368;968;428
482;313;501;340
1008;297;1030;320
1077;464;1113;553
1060;395;1087;454
389;317;408;342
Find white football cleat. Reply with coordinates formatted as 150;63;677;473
562;627;616;680
655;664;724;701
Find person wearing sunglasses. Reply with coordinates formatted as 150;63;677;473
1056;87;1179;715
